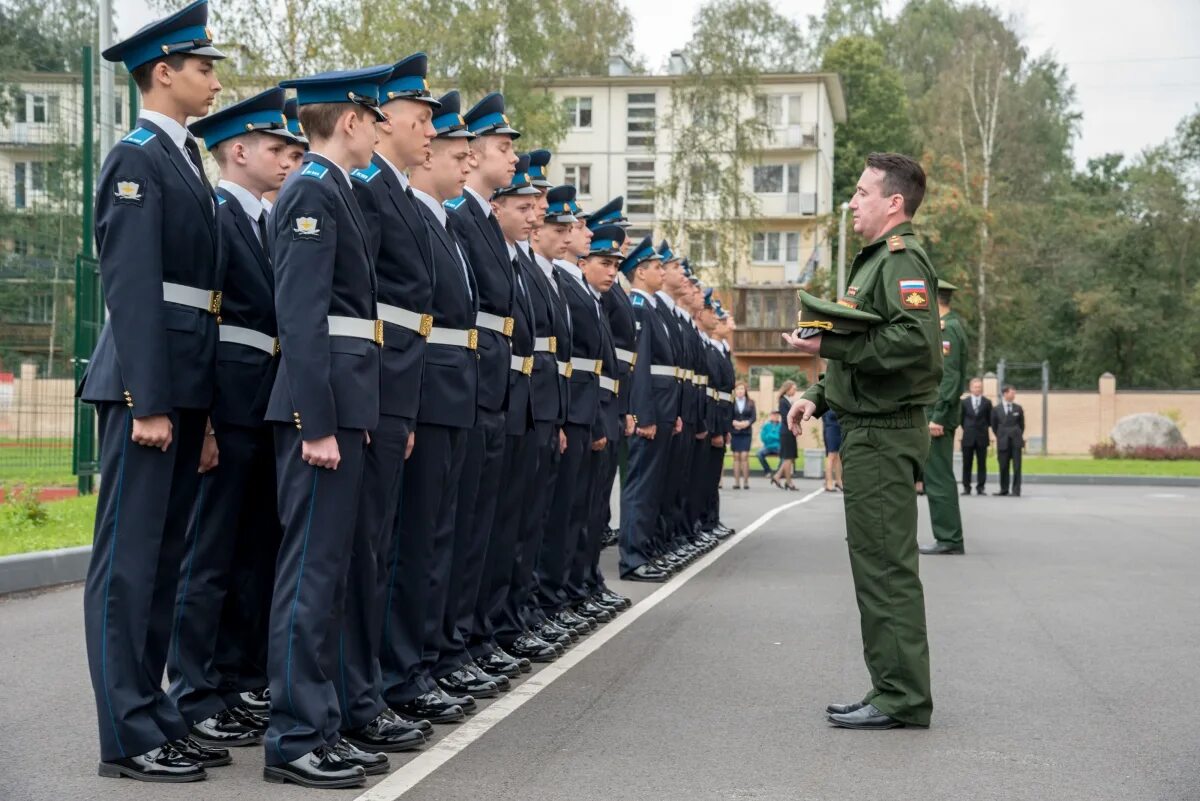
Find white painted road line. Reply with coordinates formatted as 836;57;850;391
354;488;826;801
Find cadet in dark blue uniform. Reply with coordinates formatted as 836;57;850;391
166;87;297;751
618;238;681;582
382;90;485;723
82;1;227;782
260;66;391;790
337;52;440;756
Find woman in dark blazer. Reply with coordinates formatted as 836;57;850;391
729;382;756;489
773;380;799;490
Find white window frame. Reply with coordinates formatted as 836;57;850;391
753;163;800;195
563;164;592;197
565;96;593;129
626;160;656;217
751;232;802;264
626;92;657;150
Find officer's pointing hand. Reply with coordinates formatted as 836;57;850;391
132;414;173;452
302;435;341;470
788;399;816;437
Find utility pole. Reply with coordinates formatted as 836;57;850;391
836;201;849;297
99;0;115;160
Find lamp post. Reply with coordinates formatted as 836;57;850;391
836;201;849;297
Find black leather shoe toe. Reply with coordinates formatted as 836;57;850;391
343;712;426;752
262;746;366;788
383;707;433;734
98;743;207;782
467;661;511;691
624;563;669;583
333;739;390;775
438;667;499;699
237;687;270;712
919;542;965;555
396;693;465;724
189;708;261;746
825;700;867;715
480;650;524;678
172;736;232;768
827;704;912;730
507;634;559;663
435;686;476;713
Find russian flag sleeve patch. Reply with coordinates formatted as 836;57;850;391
899;279;929;310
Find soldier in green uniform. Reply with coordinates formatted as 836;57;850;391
920;281;969;555
783;153;941;730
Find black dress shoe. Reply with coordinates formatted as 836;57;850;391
535;621;574;647
396;692;465;724
438;667;499;698
99;743;207;783
560;608;597;631
189;708;261;746
507;634;559;662
172;736;232;768
493;645;532;673
383;706;432;734
919;542;965;555
960;488;972;496
479;650;523;678
588;594;621;614
827;704;909;730
993;491;1008;496
343;711;426;753
650;556;673;572
624;563;669;583
434;685;477;712
550;611;589;637
226;704;267;734
466;660;511;691
237;687;270;712
1012;490;1021;497
333;738;390;775
598;588;631;609
825;700;866;715
263;746;366;788
575;600;614;623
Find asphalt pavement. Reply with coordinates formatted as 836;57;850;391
1;480;1196;801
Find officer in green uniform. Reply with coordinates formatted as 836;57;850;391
782;153;941;730
920;281;969;555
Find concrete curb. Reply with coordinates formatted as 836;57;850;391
0;545;91;596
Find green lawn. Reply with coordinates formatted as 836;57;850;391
0;493;96;557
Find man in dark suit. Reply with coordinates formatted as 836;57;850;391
991;384;1025;497
381;90;484;725
960;376;992;495
261;66;393;789
167;87;297;753
339;52;440;755
82;2;227;782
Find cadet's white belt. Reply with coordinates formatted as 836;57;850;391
599;376;619;394
510;354;534;375
163;281;221;314
708;388;718;400
219;324;278;355
426;326;478;349
614;347;637;366
533;336;557;353
476;311;515;337
570;356;603;375
378;303;433;337
718;391;733;402
328;315;383;345
557;361;573;378
649;365;679;378
696;374;709;386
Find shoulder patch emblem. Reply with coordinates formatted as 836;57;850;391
113;177;145;205
121;127;156;147
444;195;466;210
216;194;228;206
292;214;322;240
631;293;645;307
300;162;329;180
899;279;929;310
942;340;951;356
887;235;906;252
350;163;380;183
846;286;859;297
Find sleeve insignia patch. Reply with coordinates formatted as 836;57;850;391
899;279;929;309
942;340;951;356
444;195;466;210
350;163;380;183
216;194;228;206
113;178;145;205
292;215;322;240
632;293;645;307
121;127;156;146
846;286;859;296
300;162;329;180
887;235;906;252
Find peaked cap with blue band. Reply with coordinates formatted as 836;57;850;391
588;224;626;257
703;287;715;309
586;195;630;230
619;235;660;276
525;149;552;188
544;185;578;223
432;90;474;138
380;53;440;108
465;92;520;138
493;153;540;198
657;239;680;263
189;87;292;149
102;0;226;71
280;65;392;122
283;97;308;145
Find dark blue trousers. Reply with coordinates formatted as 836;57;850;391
84;404;205;761
618;428;673;576
263;426;365;766
582;437;619;592
337;414;412;731
168;421;276;724
535;422;589;614
380;424;466;707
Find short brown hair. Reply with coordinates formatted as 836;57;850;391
130;54;189;92
298;103;369;142
865;152;926;217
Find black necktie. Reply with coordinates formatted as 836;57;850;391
256;213;271;260
183;136;214;196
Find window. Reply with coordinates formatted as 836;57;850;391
563;164;591;196
15;92;59;124
689;229;718;264
565;96;592;129
689;164;718;196
742;288;799;329
30;162;46;192
626;92;656;149
626;160;656;216
14;163;26;208
755;93;804;126
751;232;802;264
26;293;54;323
753;163;800;194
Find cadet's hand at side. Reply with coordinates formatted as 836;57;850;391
303;435;341;470
674;416;683;435
929;422;945;438
782;329;822;354
624;415;636;438
592;437;608;452
198;426;219;473
636;423;657;440
132;414;173;452
405;430;415;460
559;428;568;454
787;399;817;437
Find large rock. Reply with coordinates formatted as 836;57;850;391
1110;413;1188;451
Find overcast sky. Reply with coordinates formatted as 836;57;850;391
115;0;1200;166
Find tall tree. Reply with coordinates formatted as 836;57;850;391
806;0;886;57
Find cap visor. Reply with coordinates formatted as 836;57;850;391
188;45;227;60
365;104;387;122
531;178;552;188
494;125;521;139
438;128;475;138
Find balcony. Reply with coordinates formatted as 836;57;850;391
756;193;818;218
762;122;819;150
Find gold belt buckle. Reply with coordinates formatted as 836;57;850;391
630;353;638;367
593;359;603;376
272;337;281;357
374;319;385;346
548;336;557;352
208;290;223;315
502;317;515;337
467;329;479;350
419;314;434;337
565;363;574;378
613;379;620;395
675;367;683;380
522;356;534;375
